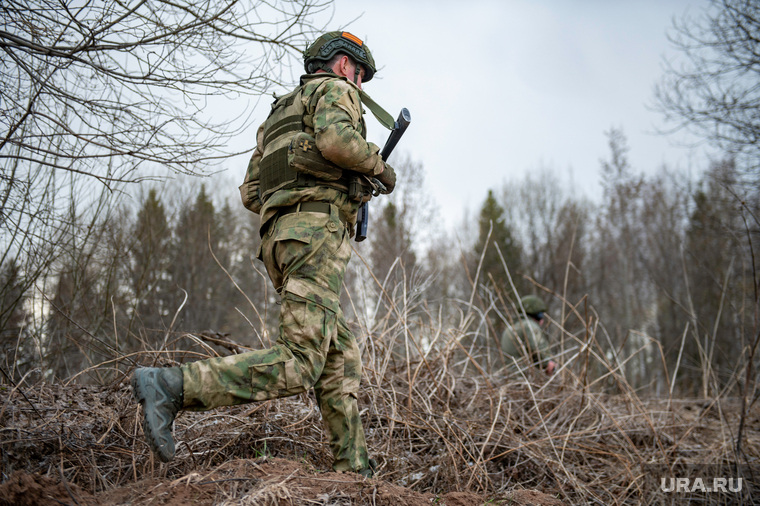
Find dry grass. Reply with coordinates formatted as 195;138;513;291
1;261;758;505
352;298;759;504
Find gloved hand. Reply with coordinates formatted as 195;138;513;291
376;162;396;194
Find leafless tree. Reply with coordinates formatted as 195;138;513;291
654;0;760;176
0;0;332;274
1;0;332;185
369;157;431;295
0;1;331;371
584;130;661;389
499;166;591;308
653;2;759;442
45;181;129;380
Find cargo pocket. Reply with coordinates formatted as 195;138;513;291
248;357;302;400
272;212;329;276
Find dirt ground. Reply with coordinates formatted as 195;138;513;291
0;380;568;506
0;457;564;506
2;375;756;504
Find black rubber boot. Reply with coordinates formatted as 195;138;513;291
131;367;183;462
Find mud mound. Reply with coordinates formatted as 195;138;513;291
0;458;565;505
1;365;756;504
0;471;93;506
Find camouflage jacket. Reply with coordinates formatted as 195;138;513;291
501;316;552;370
239;74;384;234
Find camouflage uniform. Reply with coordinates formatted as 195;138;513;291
500;316;552;371
181;74;384;473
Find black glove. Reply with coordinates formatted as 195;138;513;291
376;162;396;194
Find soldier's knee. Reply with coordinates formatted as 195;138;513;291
299;357;329;391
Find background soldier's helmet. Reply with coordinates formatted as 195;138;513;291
520;295;547;317
303;31;377;82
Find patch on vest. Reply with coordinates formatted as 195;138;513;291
288;132;343;181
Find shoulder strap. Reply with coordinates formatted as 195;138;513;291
301;73;395;130
358;90;395;130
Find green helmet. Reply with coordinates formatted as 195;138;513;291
303;31;377;82
520;295;547;316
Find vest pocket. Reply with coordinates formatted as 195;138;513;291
288;132;343;181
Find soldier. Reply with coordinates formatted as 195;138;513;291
501;295;557;375
131;31;396;477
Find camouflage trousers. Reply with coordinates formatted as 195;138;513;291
181;204;368;472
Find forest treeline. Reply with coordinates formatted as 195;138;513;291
0;134;756;398
1;0;758;400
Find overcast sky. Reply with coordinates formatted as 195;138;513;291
228;0;712;229
322;0;713;227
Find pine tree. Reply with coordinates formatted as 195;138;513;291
128;188;172;347
473;190;523;298
683;160;746;393
168;185;227;333
0;259;28;373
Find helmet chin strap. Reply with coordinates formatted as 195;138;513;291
313;61;335;75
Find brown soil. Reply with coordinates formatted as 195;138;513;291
2;374;756;504
0;381;568;506
0;458;563;506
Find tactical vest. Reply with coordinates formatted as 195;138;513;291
258;77;364;201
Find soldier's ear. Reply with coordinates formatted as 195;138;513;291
340;55;356;76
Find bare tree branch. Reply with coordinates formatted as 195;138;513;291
654;0;760;175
